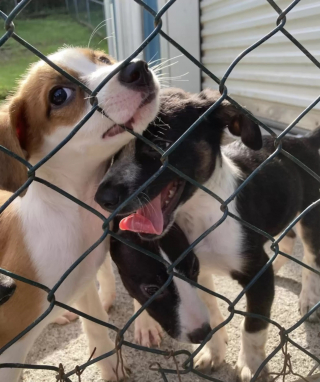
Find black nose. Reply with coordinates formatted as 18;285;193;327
188;323;212;344
95;185;121;211
119;60;153;88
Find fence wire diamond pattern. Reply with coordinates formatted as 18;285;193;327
1;0;320;381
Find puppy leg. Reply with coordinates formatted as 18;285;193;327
97;253;116;312
297;210;320;322
0;327;44;382
193;272;228;371
76;281;128;381
133;299;162;348
273;230;296;274
54;254;116;325
233;250;274;382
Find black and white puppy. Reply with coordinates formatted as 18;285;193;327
96;88;320;381
110;219;211;344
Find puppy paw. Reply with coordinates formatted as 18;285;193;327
193;326;228;372
235;349;268;382
53;310;79;325
134;310;162;348
300;268;320;322
100;352;130;381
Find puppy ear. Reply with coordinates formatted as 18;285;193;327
0;106;28;192
227;112;262;151
197;89;262;150
9;97;29;153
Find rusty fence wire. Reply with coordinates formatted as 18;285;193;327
1;0;320;381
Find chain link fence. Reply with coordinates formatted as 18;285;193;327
1;0;320;381
1;0;67;18
66;0;107;38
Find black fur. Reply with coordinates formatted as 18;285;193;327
96;87;320;357
110;220;203;341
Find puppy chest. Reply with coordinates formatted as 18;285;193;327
23;202;108;290
177;194;243;272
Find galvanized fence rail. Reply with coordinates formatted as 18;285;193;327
1;0;320;381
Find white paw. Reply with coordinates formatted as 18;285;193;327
93;337;130;382
235;349;268;382
99;352;130;381
53;310;79;325
134;310;162;348
193;326;228;371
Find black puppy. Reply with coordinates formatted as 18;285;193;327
111;220;211;344
96;88;320;381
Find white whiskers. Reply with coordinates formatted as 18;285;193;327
88;18;112;48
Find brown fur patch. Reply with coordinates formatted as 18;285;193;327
8;63;87;157
6;48;117;158
0;107;28;193
0;193;42;347
81;48;116;66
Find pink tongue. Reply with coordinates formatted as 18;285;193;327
119;194;164;234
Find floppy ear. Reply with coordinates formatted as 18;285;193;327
0;105;28;192
196;89;263;150
227;112;262;150
9;97;29;153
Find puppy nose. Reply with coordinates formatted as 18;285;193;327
188;323;212;344
119;60;152;88
95;187;120;211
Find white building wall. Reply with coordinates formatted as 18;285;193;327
104;0;201;93
200;0;320;131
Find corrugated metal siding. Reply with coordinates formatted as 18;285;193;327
200;0;320;131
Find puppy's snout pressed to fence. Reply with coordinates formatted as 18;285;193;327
95;183;121;210
188;323;212;344
119;60;152;88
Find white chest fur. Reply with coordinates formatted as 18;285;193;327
176;154;243;275
20;179;109;307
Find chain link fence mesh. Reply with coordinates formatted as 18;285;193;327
1;0;320;381
66;0;107;38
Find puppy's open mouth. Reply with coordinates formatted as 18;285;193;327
102;118;134;139
102;90;156;139
119;180;185;235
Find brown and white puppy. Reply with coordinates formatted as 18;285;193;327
0;47;160;381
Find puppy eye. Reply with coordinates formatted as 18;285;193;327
98;56;110;64
50;87;73;106
141;284;163;298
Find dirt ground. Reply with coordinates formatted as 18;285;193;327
21;239;320;382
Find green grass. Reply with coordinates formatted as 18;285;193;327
0;14;108;100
